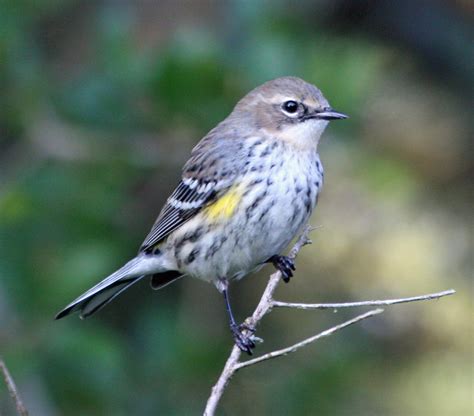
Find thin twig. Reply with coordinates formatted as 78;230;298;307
271;289;456;310
203;224;456;416
236;308;384;370
0;357;29;416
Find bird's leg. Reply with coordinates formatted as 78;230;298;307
267;255;296;283
220;281;255;355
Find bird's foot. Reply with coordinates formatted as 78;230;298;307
238;320;256;334
269;255;296;283
231;322;256;355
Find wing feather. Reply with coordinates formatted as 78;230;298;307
139;125;248;253
139;179;219;253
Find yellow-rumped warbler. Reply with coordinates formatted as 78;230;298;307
56;76;347;353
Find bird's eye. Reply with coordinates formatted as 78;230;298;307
282;100;299;115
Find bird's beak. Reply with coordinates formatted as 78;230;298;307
315;108;348;120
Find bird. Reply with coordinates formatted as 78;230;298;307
55;76;347;354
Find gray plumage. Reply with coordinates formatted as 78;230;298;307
56;76;347;327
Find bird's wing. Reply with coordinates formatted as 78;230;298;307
139;126;250;253
139;177;224;252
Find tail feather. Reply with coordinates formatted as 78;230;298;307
79;277;143;318
55;255;165;319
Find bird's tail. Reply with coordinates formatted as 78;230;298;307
55;255;167;320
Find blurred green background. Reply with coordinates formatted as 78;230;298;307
0;1;472;415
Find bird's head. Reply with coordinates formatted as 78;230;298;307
232;76;347;148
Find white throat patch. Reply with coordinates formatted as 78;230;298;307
277;119;329;150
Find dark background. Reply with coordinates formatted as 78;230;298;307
1;1;472;415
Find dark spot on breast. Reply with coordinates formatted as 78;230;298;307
258;205;271;221
247;140;263;158
245;191;267;218
290;208;299;223
205;239;224;260
186;248;200;264
174;242;184;259
187;227;204;243
242;187;252;197
260;146;271;157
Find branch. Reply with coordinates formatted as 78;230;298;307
271;289;456;310
203;225;456;416
0;357;29;416
235;308;384;370
204;225;313;416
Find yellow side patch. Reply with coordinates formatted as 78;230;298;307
205;186;242;220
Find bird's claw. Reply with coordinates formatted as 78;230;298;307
231;323;256;355
270;255;296;283
238;320;256;334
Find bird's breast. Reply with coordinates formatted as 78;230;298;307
163;141;324;282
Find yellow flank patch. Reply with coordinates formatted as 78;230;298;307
205;186;242;220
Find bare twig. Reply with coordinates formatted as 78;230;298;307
204;226;313;416
203;225;456;416
0;357;29;416
271;289;456;310
236;308;384;370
